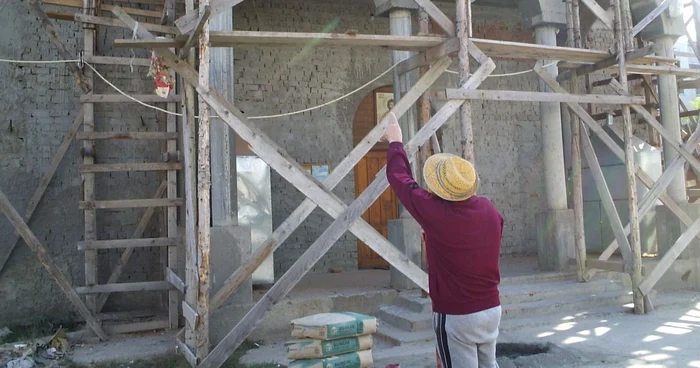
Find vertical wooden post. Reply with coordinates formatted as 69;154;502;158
567;0;587;282
456;0;474;162
196;0;212;358
694;0;700;58
82;0;98;315
417;7;431;297
182;0;199;354
613;0;645;314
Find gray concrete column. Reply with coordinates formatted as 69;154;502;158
535;26;568;211
389;8;418;219
210;10;238;226
654;36;687;203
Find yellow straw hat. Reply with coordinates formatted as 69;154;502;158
423;153;479;201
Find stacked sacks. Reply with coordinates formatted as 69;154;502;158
286;312;377;368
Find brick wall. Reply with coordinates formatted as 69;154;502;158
0;2;167;325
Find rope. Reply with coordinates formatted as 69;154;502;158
0;57;560;120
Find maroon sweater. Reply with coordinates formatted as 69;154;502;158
386;142;503;315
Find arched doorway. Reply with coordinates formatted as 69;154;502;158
353;86;399;269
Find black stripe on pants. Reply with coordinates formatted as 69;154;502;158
435;313;452;368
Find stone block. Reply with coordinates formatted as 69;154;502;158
373;0;419;17
536;209;575;271
210;225;253;306
388;217;423;291
518;0;567;29
655;203;700;260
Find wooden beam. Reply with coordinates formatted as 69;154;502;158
413;0;457;36
609;79;700;175
626;65;700;78
84;55;151;67
179;5;210;58
632;0;673;36
210;56;454;311
46;10;77;21
74;14;180;34
397;38;459;75
174;0;242;34
0;108;84;276
44;0;163;18
96;182;167;312
167;267;186;294
457;0;474;161
639;216;700;295
580;126;633;265
182;301;200;329
445;89;645;105
76;132;178;140
678;79;700;90
198;58;496;368
80;94;182;103
176;334;198;367
76;281;173;293
78;237;181;250
586;259;647;274
580;0;614;29
196;1;212;357
79;198;183;209
0;189;108;340
557;45;653;81
27;0;91;93
79;163;183;172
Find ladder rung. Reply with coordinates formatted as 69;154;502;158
84;55;151;67
79;163;182;172
80;94;182;103
75;281;173;294
43;0;163;18
78;237;182;250
79;198;183;209
77;132;178;140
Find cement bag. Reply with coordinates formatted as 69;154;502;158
291;312;378;340
288;349;374;368
286;335;373;360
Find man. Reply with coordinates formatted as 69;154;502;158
381;113;504;368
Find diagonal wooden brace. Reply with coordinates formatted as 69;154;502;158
113;6;430;292
0;189;108;340
609;79;700;175
175;0;242;34
210;56;453;310
198;60;497;368
639;216;700;296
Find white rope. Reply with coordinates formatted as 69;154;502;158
0;57;561;121
445;61;559;77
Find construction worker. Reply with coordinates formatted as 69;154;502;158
381;112;504;368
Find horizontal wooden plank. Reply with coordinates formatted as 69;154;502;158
176;332;197;366
113;30;675;66
96;310;161;321
80;94;182;103
167;268;185;294
46;10;76;21
679;79;700;90
44;0;163;18
78;237;182;250
445;89;646;105
104;319;169;334
75;14;179;35
76;281;173;294
84;55;151;67
106;0;165;6
79;198;183;209
626;65;700;78
77;132;178;140
79;163;183;172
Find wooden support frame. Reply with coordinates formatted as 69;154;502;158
174;0;243;34
74;14;180;35
198;60;497;368
557;45;653;81
580;0;614;30
0;108;84;275
0;189;108;340
209;56;454;310
179;5;210;58
414;0;457;36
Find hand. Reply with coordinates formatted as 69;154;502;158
381;112;403;144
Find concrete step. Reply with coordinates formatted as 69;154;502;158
395;293;432;314
376;304;433;332
500;278;627;305
375;320;435;347
499;271;577;286
501;289;632;321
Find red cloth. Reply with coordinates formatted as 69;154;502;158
386;142;503;315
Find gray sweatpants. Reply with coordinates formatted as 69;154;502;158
433;305;501;368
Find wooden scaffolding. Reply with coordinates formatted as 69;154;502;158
1;0;700;367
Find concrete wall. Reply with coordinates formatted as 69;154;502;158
0;2;168;325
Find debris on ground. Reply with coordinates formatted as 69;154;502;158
0;327;70;368
0;328;11;341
